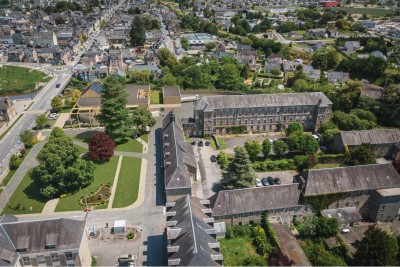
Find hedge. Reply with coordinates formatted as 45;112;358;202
252;159;296;172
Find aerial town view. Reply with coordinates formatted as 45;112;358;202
0;0;400;266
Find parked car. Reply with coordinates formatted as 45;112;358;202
205;140;210;146
256;178;262;187
198;140;204;147
48;113;59;120
191;141;196;145
267;176;274;185
274;177;281;185
341;228;350;234
261;177;269;186
55;83;60;88
118;254;136;263
210;155;217;162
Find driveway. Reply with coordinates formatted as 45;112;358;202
255;170;299;185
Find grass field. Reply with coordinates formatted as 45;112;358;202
220;236;257;266
55;156;119;212
338;7;396;16
112;157;142;208
141;134;149;143
72;132;143;153
150;90;163;104
0;66;51;95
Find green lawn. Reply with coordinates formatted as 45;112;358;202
150;90;163;104
338;7;396;16
1;170;47;215
211;137;226;150
140;134;149;143
72;132;143;153
112;157;142;208
55;156;119;211
220;236;257;266
0;66;51;95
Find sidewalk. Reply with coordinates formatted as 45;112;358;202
107;155;123;209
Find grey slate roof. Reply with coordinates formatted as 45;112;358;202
303;163;400;196
211;184;301;217
166;195;222;266
163;86;181;97
338;129;400;146
195;92;332;111
321;207;362;224
163;112;196;190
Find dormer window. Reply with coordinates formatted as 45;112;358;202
45;233;58;249
16;236;29;252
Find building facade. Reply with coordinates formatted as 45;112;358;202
192;92;332;136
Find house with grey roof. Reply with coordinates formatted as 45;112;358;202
332;129;400;158
344;41;361;52
193;92;332;136
162;111;197;202
0;215;90;266
211;184;304;225
300;163;400;220
369;187;400;222
166;195;223;266
327;71;349;84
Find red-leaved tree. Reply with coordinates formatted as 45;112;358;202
88;132;115;161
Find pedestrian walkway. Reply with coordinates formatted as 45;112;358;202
137;137;148;153
53;113;70;128
41;198;59;214
107;155;123;209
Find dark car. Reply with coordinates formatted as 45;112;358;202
261;177;269;186
55;83;60;88
191;141;196;145
198;140;204;146
205;140;211;146
274;177;281;185
210;155;217;162
267;176;274;185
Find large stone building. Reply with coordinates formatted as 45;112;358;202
192;92;332;136
0;215;90;266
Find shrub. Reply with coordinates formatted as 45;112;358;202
127;232;135;239
9;154;22;170
226;224;252;239
252;159;296;171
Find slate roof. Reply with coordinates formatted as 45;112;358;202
163;112;197;190
0;218;85;266
195;92;332;111
303;164;400;196
163;86;181;97
338;129;400;146
211;184;301;217
321;207;362;224
166;195;222;266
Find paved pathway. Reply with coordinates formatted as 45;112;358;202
107;155;123;209
53;113;69;128
41;198;59;214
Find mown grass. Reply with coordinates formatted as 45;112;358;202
150;90;163;104
219;236;257;266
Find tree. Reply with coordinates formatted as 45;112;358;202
333;80;363;112
299;216;339;238
221;146;256;189
88;132;115;161
131;106;156;135
311;52;328;71
343;143;376;166
379;85;400;125
31;127;95;199
150;19;160;29
180;37;189;50
244;140;262;161
262;139;271;157
54;16;65;25
242;256;267;266
158;48;178;69
331;111;375;131
19;130;34;148
97;76;133;143
71;89;81;105
296;134;320;155
160;73;177;85
205;42;216;52
51;97;63;112
35;114;47;130
285;122;303;137
128;69;150;83
9;154;22;170
240;64;251;79
215;63;244;90
273;140;288;158
270;68;281;76
130;15;146;46
353;225;399;266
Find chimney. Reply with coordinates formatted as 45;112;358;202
170;110;175;122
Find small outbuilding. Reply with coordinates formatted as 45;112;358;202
162;86;181;105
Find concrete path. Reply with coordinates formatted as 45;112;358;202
53;113;69;128
137;137;148;153
41;198;59;214
107;155;123;209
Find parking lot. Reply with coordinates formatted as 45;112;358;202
255;170;299;186
89;226;143;266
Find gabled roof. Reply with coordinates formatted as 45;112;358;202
338;129;400;146
303;164;400;196
211;184;301;217
194;92;332;111
163;112;196;190
321;207;362;224
166;195;222;266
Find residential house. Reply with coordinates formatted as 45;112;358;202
282;60;300;73
307;28;328;38
327;71;349;84
321;207;362;227
287;31;303;39
303;65;321;80
31;31;58;47
344;41;361;52
361;84;383;100
332;129;400;158
371;50;387;60
358;20;376;29
0;215;91;267
162;111;197;202
211;184;304;225
193;92;332;136
327;29;340;37
165;195;223;266
299;163;400;221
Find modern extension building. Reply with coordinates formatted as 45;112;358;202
0;215;90;266
192;92;332;136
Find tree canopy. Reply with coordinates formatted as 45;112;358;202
130;15;146;46
131;106;156;135
244;140;262;162
88;132;115;161
343;143;376;166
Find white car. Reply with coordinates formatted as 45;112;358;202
256;178;262;187
341;228;350;233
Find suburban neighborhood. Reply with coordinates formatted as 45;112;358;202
0;0;400;266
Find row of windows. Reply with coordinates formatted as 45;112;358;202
214;115;313;125
214;106;316;117
22;252;74;266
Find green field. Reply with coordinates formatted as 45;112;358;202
220;236;257;266
338;7;396;16
0;66;51;95
55;156;119;212
112;157;142;208
141;134;149;143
